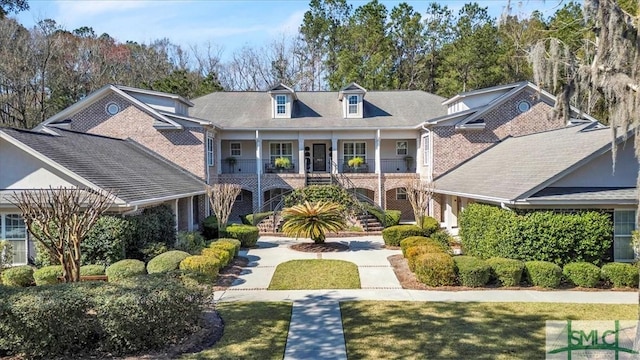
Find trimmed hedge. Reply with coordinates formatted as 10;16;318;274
524;261;562;288
413;253;456;286
106;259;146;282
80;265;106;276
33;265;62;286
453;256;490;287
1;266;34;287
562;262;601;288
363;204;401;228
400;236;432;257
82;215;128;266
601;262;639;288
0;275;205;358
430;230;452;250
382;225;424;246
420;216;440;236
201;247;231;267
486;257;524;287
224;224;259;247
146;250;191;274
460;203;613;266
201;215;219;239
243;212;273;226
214;238;242;257
175;231;207;254
405;244;447;271
209;241;237;260
179;255;221;283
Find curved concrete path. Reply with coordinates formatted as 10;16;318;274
213;235;638;360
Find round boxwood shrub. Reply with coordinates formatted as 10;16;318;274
429;230;452;250
175;231;206;254
413;253;456;286
106;259;146;282
33;265;63;286
179;255;221;283
146;250;191;274
201;247;231;267
524;261;562;288
405;244;447;271
1;265;34;287
601;262;639;288
453;256;491;287
382;225;424;246
562;262;601;288
421;216;440;236
224;224;259;247
486;257;524;287
215;238;242;257
209;240;237;260
80;264;106;276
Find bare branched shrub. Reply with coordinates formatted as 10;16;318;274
405;179;435;228
9;188;116;282
206;184;241;232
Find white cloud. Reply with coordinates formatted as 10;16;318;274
56;0;152;19
270;9;305;36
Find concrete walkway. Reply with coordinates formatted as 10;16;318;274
213;235;638;360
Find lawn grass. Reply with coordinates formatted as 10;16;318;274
341;301;639;359
183;302;291;360
268;259;360;290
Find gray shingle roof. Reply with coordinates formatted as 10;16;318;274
190;91;446;129
1;128;205;204
529;187;637;202
434;123;620;201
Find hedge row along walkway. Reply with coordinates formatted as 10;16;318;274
213;235;638;360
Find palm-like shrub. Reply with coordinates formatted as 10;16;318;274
281;201;347;244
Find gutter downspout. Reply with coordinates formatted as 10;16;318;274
501;202;513;211
123;205;138;216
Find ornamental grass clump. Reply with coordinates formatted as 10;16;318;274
486;257;524;287
562;262;601;288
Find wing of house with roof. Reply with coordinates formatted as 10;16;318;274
433;123;638;261
420;81;600;225
0;127;206;265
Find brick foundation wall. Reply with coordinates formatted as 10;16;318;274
385;188;414;221
433;90;564;177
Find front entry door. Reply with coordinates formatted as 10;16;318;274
312;144;326;172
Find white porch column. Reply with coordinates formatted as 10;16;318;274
298;132;305;174
416;134;423;175
174;199;179;232
216;133;222;175
331;136;338;174
187;196;194;231
255;130;262;210
375;129;382;206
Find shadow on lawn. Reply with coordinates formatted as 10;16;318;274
340;302;636;360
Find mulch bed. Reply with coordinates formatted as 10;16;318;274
290;242;350;252
387;254;637;292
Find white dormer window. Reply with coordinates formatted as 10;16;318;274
276;95;287;115
348;95;358;114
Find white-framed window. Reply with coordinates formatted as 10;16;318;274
206;133;214;166
343;141;366;163
270;142;293;163
348;95;359;114
276;95;287;115
396;188;407;200
613;210;636;261
396;141;408;156
1;214;27;265
422;133;430;166
230;142;241;156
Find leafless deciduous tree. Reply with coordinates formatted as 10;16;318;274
9;188;115;282
206;183;241;232
404;179;435;228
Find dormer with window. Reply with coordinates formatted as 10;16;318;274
268;84;296;119
339;83;366;118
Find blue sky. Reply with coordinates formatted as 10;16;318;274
16;1;562;60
